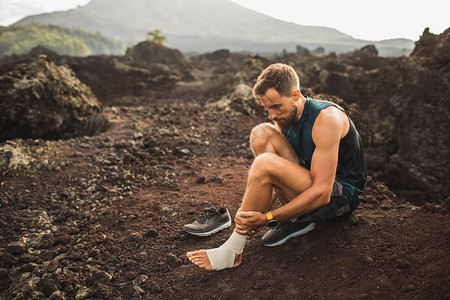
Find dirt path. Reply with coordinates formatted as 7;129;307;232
1;98;449;299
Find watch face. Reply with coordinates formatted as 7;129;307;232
267;219;278;228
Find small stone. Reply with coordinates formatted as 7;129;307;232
252;282;267;290
39;277;61;297
133;284;145;294
93;270;113;284
18;253;34;263
46;260;60;272
67;251;83;261
75;286;92;300
166;253;182;268
160;204;170;212
401;284;415;292
49;290;66;300
55;234;73;245
144;229;158;238
196;176;206;184
0;251;18;267
37;233;55;249
93;283;113;298
0;268;8;279
365;256;374;263
19;262;38;273
5;241;27;255
124;232;143;242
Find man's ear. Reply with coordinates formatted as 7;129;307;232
291;89;301;101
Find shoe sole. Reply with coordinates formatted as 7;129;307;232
262;222;316;247
183;219;232;237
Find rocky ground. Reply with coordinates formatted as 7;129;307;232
1;28;449;300
1;89;449;299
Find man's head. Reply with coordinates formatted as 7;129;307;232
253;63;302;131
252;63;300;99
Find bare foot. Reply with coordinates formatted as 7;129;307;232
186;250;242;271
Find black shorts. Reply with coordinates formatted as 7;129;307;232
296;180;360;222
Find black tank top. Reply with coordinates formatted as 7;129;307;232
283;97;367;196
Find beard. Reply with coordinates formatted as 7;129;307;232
274;104;298;131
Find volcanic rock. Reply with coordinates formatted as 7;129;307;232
0;142;32;175
125;41;193;81
0;251;18;268
209;56;269;115
189;49;248;74
5;241;27;255
211;83;256;115
411;27;450;67
0;43;196;103
0;55;108;141
234;56;270;86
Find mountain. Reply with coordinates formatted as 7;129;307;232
17;0;414;55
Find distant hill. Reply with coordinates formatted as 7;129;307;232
17;0;414;56
0;23;125;58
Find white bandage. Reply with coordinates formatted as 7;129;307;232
206;231;247;271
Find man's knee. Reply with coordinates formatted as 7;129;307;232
249;152;279;179
250;123;278;155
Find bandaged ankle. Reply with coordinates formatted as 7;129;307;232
206;231;247;271
223;231;247;254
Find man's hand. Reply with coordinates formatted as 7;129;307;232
234;211;266;237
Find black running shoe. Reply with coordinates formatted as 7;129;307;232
261;220;316;247
183;206;232;236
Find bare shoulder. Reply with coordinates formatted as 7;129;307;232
317;105;347;123
313;106;349;142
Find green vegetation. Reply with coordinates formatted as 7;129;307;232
146;29;167;45
0;23;126;58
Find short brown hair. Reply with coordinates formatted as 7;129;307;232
252;63;300;99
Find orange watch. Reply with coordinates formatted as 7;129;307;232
266;211;278;228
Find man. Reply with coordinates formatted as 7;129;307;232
187;63;367;271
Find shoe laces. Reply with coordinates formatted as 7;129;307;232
196;208;217;223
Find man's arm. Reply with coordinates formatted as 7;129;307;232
236;107;348;229
269;107;346;221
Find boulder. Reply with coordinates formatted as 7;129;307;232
211;83;258;115
189;49;248;74
0;44;195;103
234;56;270;86
411;27;450;67
0;55;108;141
125;41;193;81
208;56;269;115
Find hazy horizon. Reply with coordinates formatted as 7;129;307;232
1;0;448;41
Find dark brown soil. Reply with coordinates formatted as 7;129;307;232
1;92;449;300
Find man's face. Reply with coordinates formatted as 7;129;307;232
258;88;299;131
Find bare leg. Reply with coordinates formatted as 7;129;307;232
250;123;299;207
242;123;306;211
250;123;299;164
187;123;312;271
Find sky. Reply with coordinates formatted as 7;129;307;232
0;0;448;41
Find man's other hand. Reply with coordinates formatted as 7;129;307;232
235;211;266;237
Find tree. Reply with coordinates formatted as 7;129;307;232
0;23;125;58
146;29;167;46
